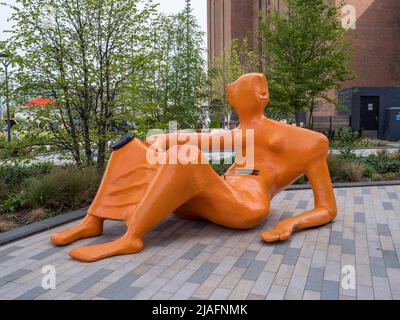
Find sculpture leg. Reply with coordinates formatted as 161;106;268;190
261;159;337;242
68;147;212;262
51;214;104;246
50;138;151;246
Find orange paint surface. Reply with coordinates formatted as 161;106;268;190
51;73;337;262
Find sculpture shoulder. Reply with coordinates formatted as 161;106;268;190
264;119;329;153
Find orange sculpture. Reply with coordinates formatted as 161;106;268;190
51;73;337;262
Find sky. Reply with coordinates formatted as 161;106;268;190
0;0;208;44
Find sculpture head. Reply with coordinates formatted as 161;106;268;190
227;73;269;119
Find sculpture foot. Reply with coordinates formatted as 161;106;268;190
260;220;296;242
51;215;103;246
69;236;144;262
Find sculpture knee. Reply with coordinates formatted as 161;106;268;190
324;204;337;220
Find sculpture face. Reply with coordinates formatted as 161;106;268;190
227;73;269;116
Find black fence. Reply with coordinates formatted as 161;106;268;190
311;115;351;135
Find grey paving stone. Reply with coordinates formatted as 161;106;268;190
171;282;200;299
357;285;374;300
362;189;371;195
114;286;141;300
321;280;339;300
188;262;218;284
16;287;47;300
210;287;232;300
242;260;265;281
382;250;400;269
0;256;13;264
272;243;288;255
382;202;394;211
305;268;324;292
342;239;355;255
369;257;387;277
1;185;400;301
153;220;177;232
69;268;113;293
284;193;294;200
329;231;342;245
0;269;31;286
372;276;392;300
181;244;207;260
377;224;391;236
0;246;23;256
354;212;365;223
279;212;293;221
157;235;179;247
283;248;301;265
234;250;258;268
297;200;308;209
354;197;363;205
388;192;398;200
30;247;61;260
87;236;117;246
97;272;139;299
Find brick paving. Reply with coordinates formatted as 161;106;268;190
0;186;400;300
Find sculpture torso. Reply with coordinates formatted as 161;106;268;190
224;117;329;199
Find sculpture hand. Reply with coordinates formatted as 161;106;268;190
260;218;297;242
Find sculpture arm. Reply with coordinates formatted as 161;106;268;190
146;131;238;152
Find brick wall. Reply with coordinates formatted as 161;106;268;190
208;0;400;118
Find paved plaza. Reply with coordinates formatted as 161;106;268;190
0;185;399;300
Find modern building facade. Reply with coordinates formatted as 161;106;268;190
207;0;400;139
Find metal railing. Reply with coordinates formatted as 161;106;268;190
311;115;351;135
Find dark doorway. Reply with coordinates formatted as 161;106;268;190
360;96;380;130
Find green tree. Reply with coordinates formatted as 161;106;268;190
208;39;261;124
131;7;207;134
261;0;353;126
5;0;157;168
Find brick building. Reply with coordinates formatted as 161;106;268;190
207;0;400;139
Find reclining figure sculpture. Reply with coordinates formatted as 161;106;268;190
51;73;337;262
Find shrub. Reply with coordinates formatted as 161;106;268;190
384;172;397;180
343;162;365;182
0;220;18;232
327;154;347;181
295;175;308;184
0;141;33;160
210;157;234;175
331;127;360;148
0;194;23;213
363;165;377;179
365;151;400;174
371;173;383;181
21;166;102;211
0;162;54;186
25;208;47;224
0;179;7;200
330;127;378;150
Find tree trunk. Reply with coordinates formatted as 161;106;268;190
96;123;107;170
308;110;314;129
82;117;93;166
295;112;301;126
